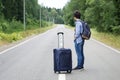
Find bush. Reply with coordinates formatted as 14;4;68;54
112;25;120;35
0;32;23;42
41;20;48;27
0;22;8;32
0;19;24;33
8;19;23;33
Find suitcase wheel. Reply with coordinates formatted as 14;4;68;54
54;71;61;74
54;70;71;73
54;71;57;73
58;71;61;74
67;70;71;73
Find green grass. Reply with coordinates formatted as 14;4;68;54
91;29;120;51
65;25;120;51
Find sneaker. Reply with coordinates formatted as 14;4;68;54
78;67;84;70
73;66;79;70
73;66;84;70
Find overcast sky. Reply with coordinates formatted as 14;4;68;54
38;0;69;9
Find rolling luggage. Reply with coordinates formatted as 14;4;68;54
53;32;72;73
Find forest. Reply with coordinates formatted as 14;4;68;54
63;0;120;35
0;0;63;33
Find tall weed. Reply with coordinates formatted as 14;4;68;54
0;32;23;42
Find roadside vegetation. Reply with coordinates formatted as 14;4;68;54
0;24;55;45
91;29;120;51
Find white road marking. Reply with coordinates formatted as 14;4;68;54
0;36;37;54
58;74;66;80
0;30;50;54
92;38;120;54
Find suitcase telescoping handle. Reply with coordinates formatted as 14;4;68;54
57;32;64;48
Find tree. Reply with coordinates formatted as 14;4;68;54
2;0;23;21
63;0;87;26
0;0;3;16
113;0;120;25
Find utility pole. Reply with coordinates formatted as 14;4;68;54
40;5;41;28
23;0;26;30
40;3;43;28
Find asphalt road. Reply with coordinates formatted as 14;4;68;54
0;25;120;80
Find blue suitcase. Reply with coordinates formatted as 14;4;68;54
53;32;72;73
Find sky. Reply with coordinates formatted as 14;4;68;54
38;0;69;9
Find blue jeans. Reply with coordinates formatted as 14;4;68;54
74;40;84;68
